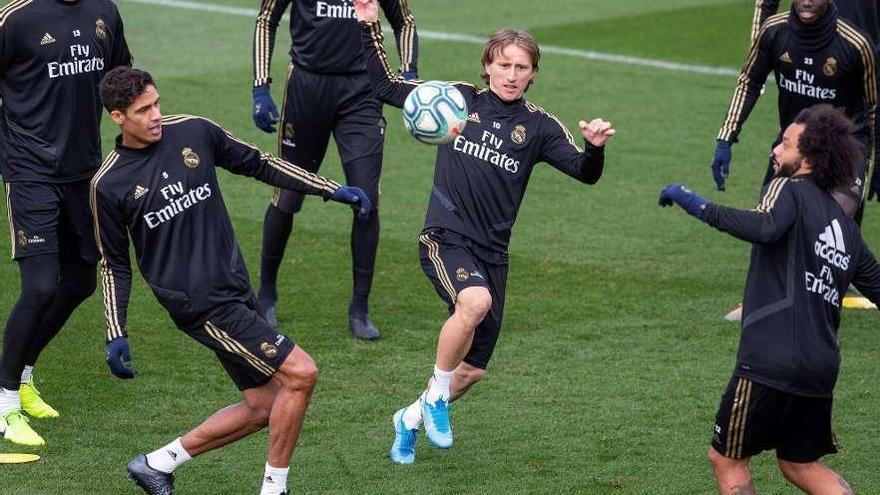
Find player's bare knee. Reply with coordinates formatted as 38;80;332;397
455;287;492;324
707;447;732;471
276;347;318;392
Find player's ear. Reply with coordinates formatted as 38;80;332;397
109;109;125;126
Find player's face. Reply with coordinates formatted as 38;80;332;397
485;44;536;102
793;0;830;24
115;85;163;148
773;123;807;177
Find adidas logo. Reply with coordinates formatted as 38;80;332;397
134;185;148;199
264;476;275;484
167;450;177;460
40;33;55;45
815;218;850;270
467;112;481;124
779;51;792;63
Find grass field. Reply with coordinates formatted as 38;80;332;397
3;0;880;493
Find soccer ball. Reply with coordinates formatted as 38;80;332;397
402;81;467;145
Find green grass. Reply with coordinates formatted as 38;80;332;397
1;0;878;493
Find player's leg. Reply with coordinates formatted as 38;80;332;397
775;394;847;494
709;376;780;494
21;180;98;418
708;448;756;495
258;65;333;329
0;182;65;445
334;84;386;340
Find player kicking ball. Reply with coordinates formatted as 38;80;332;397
354;0;615;464
92;67;370;495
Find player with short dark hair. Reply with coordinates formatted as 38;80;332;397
93;66;370;495
661;104;880;495
712;0;877;219
251;0;419;339
355;0;615;464
0;0;131;446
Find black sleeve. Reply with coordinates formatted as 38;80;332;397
360;20;419;107
90;178;132;342
539;116;605;184
751;0;781;45
204;119;340;198
109;4;132;68
854;33;880;167
0;14;14;71
703;177;797;243
717;22;776;143
851;239;880;307
378;0;418;74
252;0;292;87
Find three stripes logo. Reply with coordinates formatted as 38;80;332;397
40;33;55;45
815;219;851;270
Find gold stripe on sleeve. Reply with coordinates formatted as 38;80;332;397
90;151;126;341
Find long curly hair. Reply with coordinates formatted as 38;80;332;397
793;104;862;192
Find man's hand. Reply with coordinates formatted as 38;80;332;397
711;140;732;191
579;119;615;148
658;183;712;220
353;0;379;23
252;85;279;133
106;337;136;379
330;186;372;220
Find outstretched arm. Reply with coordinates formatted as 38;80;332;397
542;116;614;184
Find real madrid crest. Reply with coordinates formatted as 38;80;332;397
511;124;526;145
95;18;106;39
823;57;837;77
182;147;200;168
456;267;469;282
260;342;278;358
17;230;26;247
283;122;295;140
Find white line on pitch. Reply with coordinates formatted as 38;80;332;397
118;0;740;78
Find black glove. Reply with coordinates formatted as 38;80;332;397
330;186;372;220
106;337;136;379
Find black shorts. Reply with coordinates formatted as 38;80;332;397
185;300;295;391
711;376;838;462
4;179;98;262
419;229;508;370
271;64;385;214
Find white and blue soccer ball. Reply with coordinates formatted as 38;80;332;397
402;81;467;145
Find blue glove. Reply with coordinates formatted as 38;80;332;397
106;337;136;379
658;183;712;220
401;70;418;81
711;140;732;191
330;186;372;220
252;85;279;133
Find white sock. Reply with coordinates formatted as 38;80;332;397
20;366;33;384
260;463;289;495
0;388;20;415
401;392;424;430
145;438;192;474
425;364;454;404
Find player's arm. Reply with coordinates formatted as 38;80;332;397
659;177;797;244
205;120;372;216
703;178;797;243
717;21;776;144
378;0;419;79
751;0;781;46
851;240;880;306
251;0;291;132
541;117;614;184
109;4;133;68
359;18;418;108
90;178;137;379
855;34;880;200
